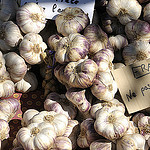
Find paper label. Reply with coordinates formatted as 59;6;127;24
20;0;95;22
111;59;150;114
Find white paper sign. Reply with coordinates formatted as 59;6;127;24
20;0;95;22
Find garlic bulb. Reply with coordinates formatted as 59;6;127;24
21;109;39;127
55;7;90;37
116;133;146;150
94;107;130;141
91;71;118;101
106;0;142;25
122;40;150;65
0;0;18;21
0;70;15;98
131;112;145;126
19;33;47;65
83;24;110;55
0;51;6;74
0;21;23;52
66;88;91;117
44;92;77;119
0;119;10;150
92;49;114;72
138;116;150;140
16;2;46;34
16;122;57;150
55;33;90;64
90;139;116;150
47;34;62;51
55;59;98;88
0;98;20;122
125;19;150;41
77;118;102;148
4;52;27;83
52;136;72;150
29;111;68;136
143;3;150;23
90;98;125;119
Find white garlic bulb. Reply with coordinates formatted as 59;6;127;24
55;7;90;37
19;33;47;65
4;52;28;83
106;0;142;25
0;21;23;52
143;3;150;23
116;133;146;150
0;51;6;74
16;2;46;34
122;40;150;65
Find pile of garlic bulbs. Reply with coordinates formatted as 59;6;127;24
0;0;150;149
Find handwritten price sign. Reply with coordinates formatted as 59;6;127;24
21;0;95;22
112;59;150;114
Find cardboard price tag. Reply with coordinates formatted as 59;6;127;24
111;59;150;114
20;0;95;22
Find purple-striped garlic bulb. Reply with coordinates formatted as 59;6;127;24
65;88;91;117
4;52;28;83
122;40;150;65
55;33;90;64
92;49;114;72
16;2;46;34
125;19;150;42
19;33;47;65
116;133;146;150
143;3;150;24
0;119;10;149
0;70;15;98
44;92;77;119
94;106;130;141
91;71;118;101
21;109;39;127
90;98;125;119
90;139;116;150
55;7;90;37
0;21;23;52
83;24;110;56
77;118;102;148
63;59;98;88
138;116;150;140
131;112;145;126
0;98;20;122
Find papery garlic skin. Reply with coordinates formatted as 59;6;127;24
143;3;150;23
55;33;90;64
122;40;150;65
138;116;150;140
44;92;77;119
55;7;90;37
4;52;28;83
125;20;150;41
91;71;118;101
29;111;68;136
94;107;129;141
77;118;102;148
19;33;47;65
21;109;39;127
0;119;10;141
16;2;46;34
125;121;139;135
92;49;114;72
16;122;56;150
106;0;142;25
0;21;23;52
116;133;146;150
83;24;110;55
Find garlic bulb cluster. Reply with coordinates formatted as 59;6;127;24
106;0;142;25
55;33;90;64
55;7;90;37
19;33;47;65
16;2;47;34
0;21;23;52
